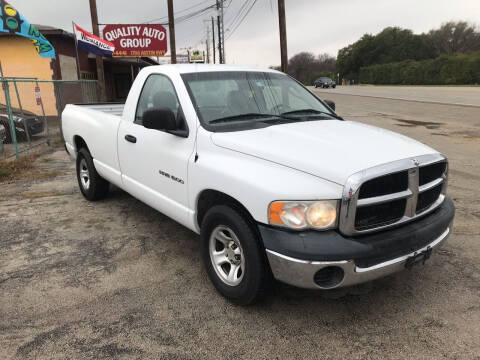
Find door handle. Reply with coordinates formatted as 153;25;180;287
125;134;137;143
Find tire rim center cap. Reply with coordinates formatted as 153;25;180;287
226;241;241;265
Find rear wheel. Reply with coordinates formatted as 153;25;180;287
201;205;271;305
76;148;109;201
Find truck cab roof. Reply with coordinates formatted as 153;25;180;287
152;64;282;74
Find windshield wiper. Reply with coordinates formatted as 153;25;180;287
210;113;282;124
281;109;342;119
209;110;337;125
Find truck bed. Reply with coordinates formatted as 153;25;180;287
74;103;125;117
62;102;124;187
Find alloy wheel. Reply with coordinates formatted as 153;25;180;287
209;225;245;286
79;158;90;190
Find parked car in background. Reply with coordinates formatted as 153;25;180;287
314;77;336;88
0;105;45;143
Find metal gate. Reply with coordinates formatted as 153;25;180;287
0;75;99;158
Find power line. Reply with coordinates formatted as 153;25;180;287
226;0;258;40
176;5;217;25
225;0;255;37
142;0;214;24
225;0;252;31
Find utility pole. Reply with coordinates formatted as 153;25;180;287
205;39;210;64
278;0;288;73
203;20;211;64
216;0;225;64
219;0;225;63
211;17;216;64
167;0;176;64
88;0;106;101
217;15;222;64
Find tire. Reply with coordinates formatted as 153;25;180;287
76;147;109;201
0;120;12;144
201;205;271;305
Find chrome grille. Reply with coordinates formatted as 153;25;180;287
339;154;447;236
358;171;408;199
355;198;406;230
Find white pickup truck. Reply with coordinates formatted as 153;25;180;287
62;65;454;304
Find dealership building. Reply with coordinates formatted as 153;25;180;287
0;25;157;116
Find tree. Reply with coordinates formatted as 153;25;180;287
286;52;336;84
427;21;480;56
317;53;336;72
287;52;317;84
336;27;435;81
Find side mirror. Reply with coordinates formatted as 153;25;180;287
324;99;335;111
143;108;177;131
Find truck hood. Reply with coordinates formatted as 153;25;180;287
211;120;437;185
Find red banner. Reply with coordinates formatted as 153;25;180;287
103;24;167;57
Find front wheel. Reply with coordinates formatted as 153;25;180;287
201;205;271;305
76;148;109;201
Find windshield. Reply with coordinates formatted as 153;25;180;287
181;71;336;131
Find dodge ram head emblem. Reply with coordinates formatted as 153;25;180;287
348;188;354;199
412;159;420;166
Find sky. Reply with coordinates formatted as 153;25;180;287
8;0;480;67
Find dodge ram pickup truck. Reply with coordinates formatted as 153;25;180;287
62;65;455;305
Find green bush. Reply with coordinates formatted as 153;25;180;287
359;52;480;85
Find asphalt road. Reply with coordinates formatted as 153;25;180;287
1;93;479;359
312;85;480;107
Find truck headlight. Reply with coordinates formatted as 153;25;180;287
269;200;339;230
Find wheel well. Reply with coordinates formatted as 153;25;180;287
74;135;89;153
196;190;256;229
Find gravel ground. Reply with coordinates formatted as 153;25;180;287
1;94;479;359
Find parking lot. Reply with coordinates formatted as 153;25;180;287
1;90;479;359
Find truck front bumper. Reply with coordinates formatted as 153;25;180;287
259;196;455;290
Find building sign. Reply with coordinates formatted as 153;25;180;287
189;50;204;63
155;54;189;65
0;0;55;58
177;54;189;64
103;24;167;57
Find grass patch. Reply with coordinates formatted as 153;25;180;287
0;168;9;177
0;154;39;181
0;153;65;183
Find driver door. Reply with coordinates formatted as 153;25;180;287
118;74;195;226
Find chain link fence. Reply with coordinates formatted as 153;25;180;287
0;78;99;159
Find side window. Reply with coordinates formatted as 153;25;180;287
135;74;180;125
